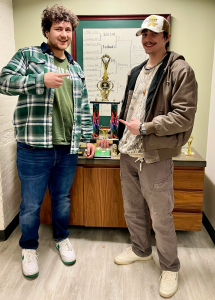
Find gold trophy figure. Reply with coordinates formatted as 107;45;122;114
97;54;114;101
99;126;108;139
185;135;194;156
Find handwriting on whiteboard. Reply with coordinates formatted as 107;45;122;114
83;28;148;116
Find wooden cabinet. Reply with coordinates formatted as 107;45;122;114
172;166;204;231
84;167;126;227
40;151;206;231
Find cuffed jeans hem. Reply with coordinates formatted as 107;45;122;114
21;247;38;250
20;243;38;250
54;234;69;242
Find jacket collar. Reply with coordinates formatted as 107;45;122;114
131;51;171;75
40;42;74;63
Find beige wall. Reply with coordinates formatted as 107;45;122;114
203;41;215;230
0;0;21;230
12;0;215;159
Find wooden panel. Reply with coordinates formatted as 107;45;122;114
173;190;203;212
84;168;127;227
40;166;84;225
172;212;202;231
173;167;204;190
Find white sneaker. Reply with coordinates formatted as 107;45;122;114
159;271;178;298
56;238;76;265
22;249;39;278
114;247;152;265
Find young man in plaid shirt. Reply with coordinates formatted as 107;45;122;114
0;4;95;277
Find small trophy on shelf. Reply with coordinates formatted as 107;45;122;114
185;135;195;156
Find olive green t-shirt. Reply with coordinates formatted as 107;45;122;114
52;56;73;145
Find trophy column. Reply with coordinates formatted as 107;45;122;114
92;103;99;138
110;104;118;139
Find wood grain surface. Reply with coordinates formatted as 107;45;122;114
173;190;203;212
84;168;126;227
173;167;205;190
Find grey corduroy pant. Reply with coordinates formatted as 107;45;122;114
120;154;180;272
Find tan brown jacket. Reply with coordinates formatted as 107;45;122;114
118;52;198;163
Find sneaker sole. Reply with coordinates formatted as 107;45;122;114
62;259;76;266
159;287;178;298
23;271;39;278
114;254;152;265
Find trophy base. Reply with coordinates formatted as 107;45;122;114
184;151;195;156
94;149;111;158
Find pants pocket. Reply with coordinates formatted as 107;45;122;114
17;142;35;151
151;176;174;213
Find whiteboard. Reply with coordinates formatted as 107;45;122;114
83;28;148;116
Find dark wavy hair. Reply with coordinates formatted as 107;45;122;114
163;31;170;50
41;4;79;37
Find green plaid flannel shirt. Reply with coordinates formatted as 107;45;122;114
0;42;92;153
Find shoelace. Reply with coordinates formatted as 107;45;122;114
24;250;39;263
135;158;144;171
123;247;133;255
159;271;177;285
59;239;72;251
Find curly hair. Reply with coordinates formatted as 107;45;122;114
41;4;79;37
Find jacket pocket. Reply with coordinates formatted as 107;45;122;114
142;134;178;151
27;57;46;74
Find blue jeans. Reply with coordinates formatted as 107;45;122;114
16;142;78;249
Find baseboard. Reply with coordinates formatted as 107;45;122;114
202;212;215;245
0;213;19;241
0;211;214;244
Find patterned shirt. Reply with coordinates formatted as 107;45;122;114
119;63;161;154
0;43;92;153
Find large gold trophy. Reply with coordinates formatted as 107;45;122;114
90;54;119;158
97;54;114;101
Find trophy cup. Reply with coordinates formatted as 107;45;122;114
99;126;108;139
97;54;114;101
185;135;195;156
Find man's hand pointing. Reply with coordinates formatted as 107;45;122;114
119;118;141;135
44;72;70;88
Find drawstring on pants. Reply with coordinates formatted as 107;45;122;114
135;157;144;171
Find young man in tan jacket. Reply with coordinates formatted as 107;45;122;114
114;15;197;298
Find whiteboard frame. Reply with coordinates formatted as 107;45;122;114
72;14;171;61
